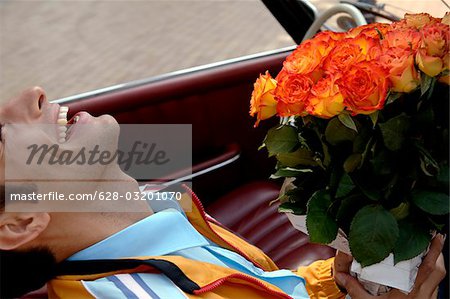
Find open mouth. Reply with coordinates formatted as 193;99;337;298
57;106;79;143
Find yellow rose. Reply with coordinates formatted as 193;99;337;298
380;47;420;93
307;76;344;118
416;22;449;77
249;71;277;127
404;13;440;30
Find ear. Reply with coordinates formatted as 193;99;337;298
0;213;50;250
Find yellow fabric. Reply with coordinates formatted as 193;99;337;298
48;191;346;299
47;280;95;299
296;258;345;299
180;192;278;271
50;255;288;297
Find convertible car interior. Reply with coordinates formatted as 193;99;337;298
20;0;449;298
59;45;336;270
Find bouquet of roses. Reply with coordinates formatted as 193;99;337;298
250;13;449;293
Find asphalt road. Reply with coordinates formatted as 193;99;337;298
1;0;445;102
0;0;294;102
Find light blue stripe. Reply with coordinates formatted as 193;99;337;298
106;276;139;299
131;273;160;299
204;246;309;299
82;279;129;299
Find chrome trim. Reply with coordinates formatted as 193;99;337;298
302;3;367;41
297;0;319;19
162;153;240;187
52;46;296;104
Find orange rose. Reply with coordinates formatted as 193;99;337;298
347;23;390;39
380;47;419;93
282;40;326;79
323;36;380;74
338;61;390;115
249;71;278;127
382;28;421;52
392;13;440;30
313;31;346;50
307;76;344;118
275;71;313;117
322;42;361;74
416;22;450;77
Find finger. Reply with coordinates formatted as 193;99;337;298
334;272;373;299
334;250;353;273
415;234;445;286
417;254;446;297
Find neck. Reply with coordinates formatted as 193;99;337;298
48;210;152;262
36;174;153;262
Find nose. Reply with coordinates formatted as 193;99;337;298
0;86;47;123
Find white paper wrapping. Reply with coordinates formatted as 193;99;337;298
286;213;351;255
286;212;424;294
350;252;423;294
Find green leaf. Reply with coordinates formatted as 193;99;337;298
279;202;306;215
336;194;368;233
427;216;446;231
386;92;402;105
414;104;434;128
264;125;298;156
336;173;355;198
426;76;437;100
411;190;450;215
389;202;410;220
306;190;338;244
437;166;449;190
276;148;317;167
349;205;399;266
270;167;313;179
414;143;439;176
338;113;358;132
393;220;431;264
343;154;363;173
352;175;382;201
371;150;392;176
369;111;379;127
421;74;433;96
379;114;410;151
325;118;357;146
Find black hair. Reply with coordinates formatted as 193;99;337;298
0;247;57;298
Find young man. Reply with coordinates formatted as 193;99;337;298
0;87;446;299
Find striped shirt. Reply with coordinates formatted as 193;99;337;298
67;193;309;299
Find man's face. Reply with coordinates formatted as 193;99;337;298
0;87;125;212
0;87;145;297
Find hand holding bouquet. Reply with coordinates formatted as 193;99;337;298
250;13;449;293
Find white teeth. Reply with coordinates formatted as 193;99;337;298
73;115;80;123
57;106;69;141
57;119;68;125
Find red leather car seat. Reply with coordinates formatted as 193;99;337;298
206;180;335;270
